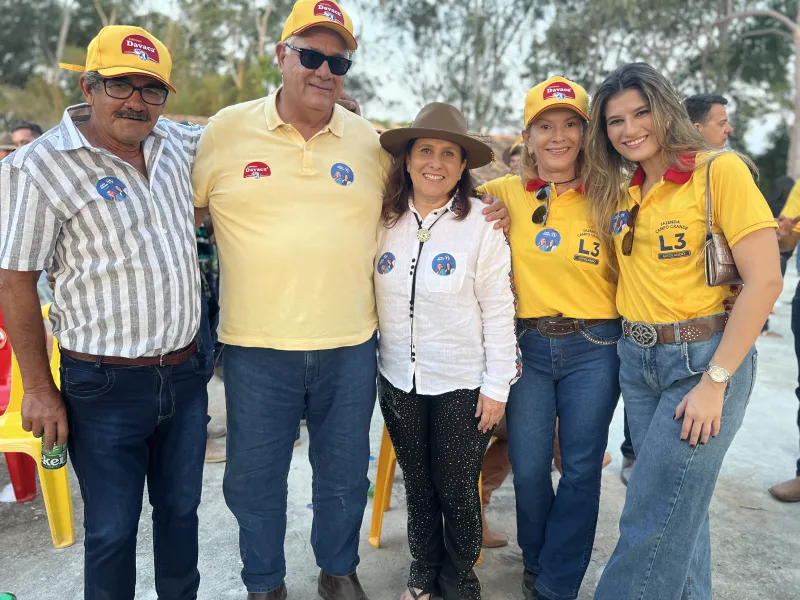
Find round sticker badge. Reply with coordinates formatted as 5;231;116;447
377;252;396;275
331;163;355;186
535;229;561;253
609;211;629;236
431;253;457;276
96;177;128;202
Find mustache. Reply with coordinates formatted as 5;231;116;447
114;109;150;122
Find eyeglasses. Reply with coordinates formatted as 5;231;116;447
531;185;552;225
621;204;640;256
284;43;353;76
103;78;169;106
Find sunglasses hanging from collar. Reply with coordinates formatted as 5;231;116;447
531;175;580;225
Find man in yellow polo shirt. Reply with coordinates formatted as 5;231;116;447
193;3;383;598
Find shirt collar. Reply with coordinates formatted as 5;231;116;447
630;154;696;187
56;103;168;151
408;195;465;218
265;87;344;138
525;178;585;195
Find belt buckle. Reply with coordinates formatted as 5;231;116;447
159;353;166;367
629;321;658;348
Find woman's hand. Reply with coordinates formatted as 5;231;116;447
480;194;510;233
674;375;726;446
475;393;506;434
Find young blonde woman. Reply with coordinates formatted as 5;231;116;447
478;77;621;600
584;62;782;600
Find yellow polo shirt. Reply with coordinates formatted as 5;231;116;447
477;175;618;319
613;152;776;324
780;180;800;233
192;90;391;350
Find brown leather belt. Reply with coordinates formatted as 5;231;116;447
61;340;198;367
520;317;609;339
622;314;728;347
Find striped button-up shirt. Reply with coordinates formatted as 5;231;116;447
0;104;202;358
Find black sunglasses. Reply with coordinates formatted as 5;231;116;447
621;204;640;256
531;185;552;225
103;78;169;106
284;43;352;76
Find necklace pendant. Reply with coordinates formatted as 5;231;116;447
417;228;432;243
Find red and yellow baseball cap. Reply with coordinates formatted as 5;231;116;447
60;26;175;93
281;0;357;51
524;76;589;127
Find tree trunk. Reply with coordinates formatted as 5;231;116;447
52;2;72;85
788;24;800;178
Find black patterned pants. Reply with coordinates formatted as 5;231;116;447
378;375;493;600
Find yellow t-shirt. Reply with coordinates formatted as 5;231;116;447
613;152;777;324
478;175;618;319
780;180;800;233
192;90;391;350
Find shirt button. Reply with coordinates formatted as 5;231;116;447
411;358;416;363
411;258;416;263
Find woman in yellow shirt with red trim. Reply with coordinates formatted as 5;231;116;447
478;77;621;600
584;63;783;600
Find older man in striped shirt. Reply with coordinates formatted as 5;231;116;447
0;26;207;600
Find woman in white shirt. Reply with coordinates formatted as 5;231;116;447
375;102;519;600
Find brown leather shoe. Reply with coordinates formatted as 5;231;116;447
318;571;370;600
769;476;800;502
205;437;227;463
207;419;227;439
247;581;287;600
481;507;508;548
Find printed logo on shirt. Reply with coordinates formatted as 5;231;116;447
573;227;601;265
431;253;457;276
535;228;561;252
243;162;271;179
543;82;576;101
609;211;629;235
314;1;345;24
96;176;128;202
121;35;160;63
331;163;355;186
377;252;396;274
654;216;692;260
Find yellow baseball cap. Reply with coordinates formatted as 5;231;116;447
281;0;357;51
524;76;589;127
60;26;175;93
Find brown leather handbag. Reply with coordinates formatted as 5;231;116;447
701;154;743;286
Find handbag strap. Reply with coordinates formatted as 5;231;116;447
704;153;723;237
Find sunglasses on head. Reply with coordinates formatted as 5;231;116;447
284;43;352;76
621;204;640;256
531;184;552;225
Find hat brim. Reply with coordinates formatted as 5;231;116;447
290;22;358;51
526;102;588;126
380;127;494;170
59;63;176;93
0;145;15;151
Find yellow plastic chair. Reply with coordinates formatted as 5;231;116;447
369;424;485;565
0;304;75;548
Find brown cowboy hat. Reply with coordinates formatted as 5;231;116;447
380;102;494;170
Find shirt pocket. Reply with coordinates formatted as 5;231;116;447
567;220;605;271
648;210;705;267
424;251;468;293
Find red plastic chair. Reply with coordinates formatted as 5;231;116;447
0;309;38;503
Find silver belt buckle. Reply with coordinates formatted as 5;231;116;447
629;321;658;348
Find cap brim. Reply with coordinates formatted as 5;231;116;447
526;103;589;126
380;127;494;170
290;22;358;51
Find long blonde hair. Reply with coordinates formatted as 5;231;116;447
583;62;723;254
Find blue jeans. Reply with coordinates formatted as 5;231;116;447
595;331;757;600
61;351;209;600
507;319;621;600
222;334;378;594
792;281;800;476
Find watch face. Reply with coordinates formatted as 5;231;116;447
707;366;730;383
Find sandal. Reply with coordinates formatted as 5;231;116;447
401;587;432;600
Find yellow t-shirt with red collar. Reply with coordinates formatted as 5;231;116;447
477;175;618;319
780;180;800;233
612;152;777;324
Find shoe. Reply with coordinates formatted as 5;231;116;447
205;437;227;463
207;419;227;439
768;476;800;502
481;508;508;548
318;571;370;600
522;570;539;599
602;451;612;469
620;457;635;487
248;581;287;600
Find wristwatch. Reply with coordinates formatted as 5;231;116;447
705;365;731;384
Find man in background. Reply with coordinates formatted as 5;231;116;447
11;120;43;148
683;94;734;149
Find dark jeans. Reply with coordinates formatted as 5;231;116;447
199;292;216;382
792;281;800;476
378;375;492;600
61;351;209;600
620;410;635;461
222;335;378;593
507;319;621;600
